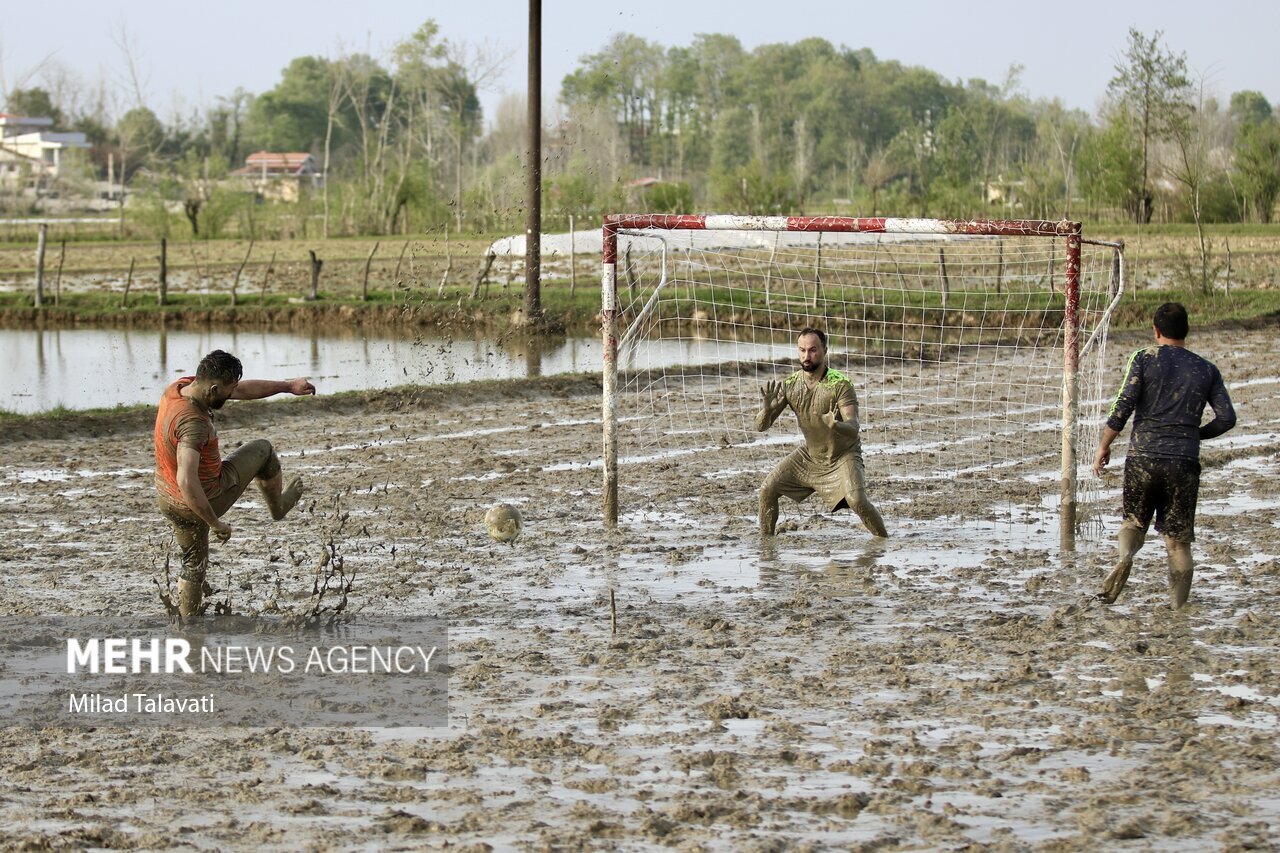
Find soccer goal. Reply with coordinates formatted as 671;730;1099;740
600;215;1126;549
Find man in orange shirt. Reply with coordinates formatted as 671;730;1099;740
155;349;315;620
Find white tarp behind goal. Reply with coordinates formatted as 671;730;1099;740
485;228;976;258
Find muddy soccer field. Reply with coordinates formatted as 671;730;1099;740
1;323;1278;850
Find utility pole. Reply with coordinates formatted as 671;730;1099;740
523;0;542;323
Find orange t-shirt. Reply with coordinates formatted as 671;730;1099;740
154;378;222;506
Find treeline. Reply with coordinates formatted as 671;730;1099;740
5;23;1279;238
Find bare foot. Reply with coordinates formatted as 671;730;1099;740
270;477;304;521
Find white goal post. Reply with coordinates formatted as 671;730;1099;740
600;214;1124;549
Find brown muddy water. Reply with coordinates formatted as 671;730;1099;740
0;325;1278;849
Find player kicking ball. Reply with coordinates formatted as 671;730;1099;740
153;349;315;621
757;328;888;538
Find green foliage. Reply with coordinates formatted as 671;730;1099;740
1233;120;1280;223
4;87;64;126
197;186;252;240
642;182;694;214
547;165;598;221
1078;109;1143;217
247;56;345;153
712;160;797;214
1106;28;1192;223
1197;174;1243;224
117;106;166;166
128;174;181;240
1229;90;1273;129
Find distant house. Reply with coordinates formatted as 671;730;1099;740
233;151;322;203
0;113;91;188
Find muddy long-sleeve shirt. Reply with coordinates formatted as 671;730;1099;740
1106;344;1236;461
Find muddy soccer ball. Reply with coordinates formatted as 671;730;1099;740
484;503;523;545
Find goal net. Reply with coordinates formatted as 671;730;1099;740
601;215;1124;548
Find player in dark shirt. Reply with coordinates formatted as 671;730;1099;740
1092;303;1236;609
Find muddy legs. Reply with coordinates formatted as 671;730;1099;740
1101;523;1145;603
759;488;780;536
1166;537;1194;609
258;471;304;521
850;496;888;539
177;576;210;622
1101;524;1195;609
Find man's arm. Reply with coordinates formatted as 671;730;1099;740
1093;352;1144;476
230;378;316;400
1199;370;1236;440
176;445;232;539
756;380;788;431
1093;425;1122;477
1105;351;1143;434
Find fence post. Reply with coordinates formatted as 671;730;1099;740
308;250;323;300
54;240;66;306
569;213;577;296
122;257;135;308
35;224;47;307
158;238;168;306
362;240;379;302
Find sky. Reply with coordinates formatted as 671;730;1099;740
2;0;1277;128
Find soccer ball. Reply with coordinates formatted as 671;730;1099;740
484;503;523;545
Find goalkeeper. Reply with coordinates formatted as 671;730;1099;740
757;328;888;538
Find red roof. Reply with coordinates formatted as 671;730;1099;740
245;151;312;165
235;151;317;177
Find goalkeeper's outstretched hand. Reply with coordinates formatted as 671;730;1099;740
761;380;785;411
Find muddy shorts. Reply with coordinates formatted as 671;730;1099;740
1121;454;1200;543
762;447;868;512
158;439;281;582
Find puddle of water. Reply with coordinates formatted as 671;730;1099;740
1198;495;1280;516
0;328;782;414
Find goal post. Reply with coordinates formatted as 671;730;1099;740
601;214;1124;549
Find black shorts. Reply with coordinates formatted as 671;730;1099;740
1121;455;1201;542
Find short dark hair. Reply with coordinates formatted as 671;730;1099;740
196;350;243;384
1153;302;1189;340
798;327;828;348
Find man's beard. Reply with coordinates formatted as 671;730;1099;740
210;397;227;410
801;360;819;373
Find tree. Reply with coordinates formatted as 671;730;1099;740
1229;90;1272;129
117;106;165;168
1233;119;1280;223
1166;78;1224;291
561;34;664;166
1032;101;1091;219
248;56;346;152
209;89;251;167
862;147;896;216
1079;105;1143;217
338;53;401;234
392;22;507;230
431;54;485;230
712;158;796;214
1107;29;1191;223
4;87;64;125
